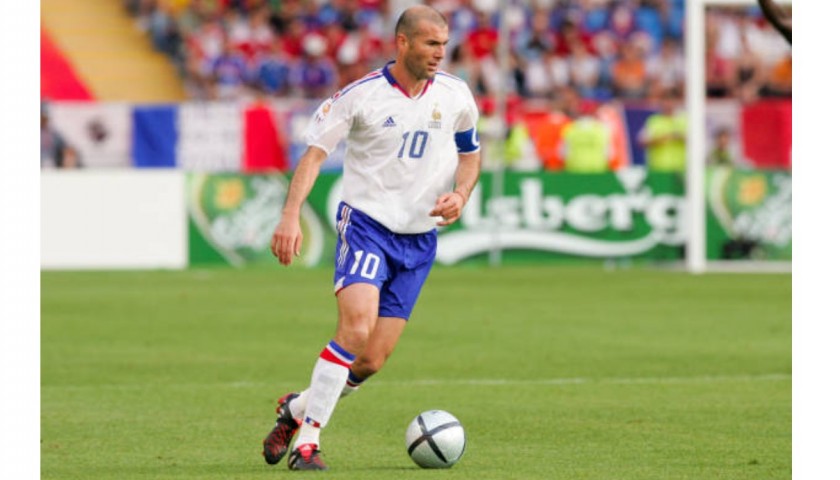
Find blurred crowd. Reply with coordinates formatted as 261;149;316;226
35;0;787;174
125;0;791;103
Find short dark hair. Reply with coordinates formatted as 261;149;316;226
395;5;447;38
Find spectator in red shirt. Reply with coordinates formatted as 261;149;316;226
281;17;308;58
228;4;274;61
465;10;498;60
555;19;595;57
323;22;348;62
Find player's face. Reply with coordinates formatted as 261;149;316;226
403;21;448;81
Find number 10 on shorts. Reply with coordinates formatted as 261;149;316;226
350;251;381;279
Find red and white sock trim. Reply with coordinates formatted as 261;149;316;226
319;340;355;369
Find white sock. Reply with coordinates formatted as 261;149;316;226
288;372;362;421
289;390;309;420
341;383;359;397
293;340;355;449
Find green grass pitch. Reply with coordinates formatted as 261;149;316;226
41;265;791;479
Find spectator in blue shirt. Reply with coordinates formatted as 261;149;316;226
253;40;292;96
289;33;337;99
210;39;249;99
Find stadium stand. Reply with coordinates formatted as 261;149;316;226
125;0;790;105
40;0;791;173
42;0;185;101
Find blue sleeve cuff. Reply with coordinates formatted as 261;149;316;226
454;128;480;153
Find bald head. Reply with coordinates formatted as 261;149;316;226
395;5;448;39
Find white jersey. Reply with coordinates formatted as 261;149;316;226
304;62;481;234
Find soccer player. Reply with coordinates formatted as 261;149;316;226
262;5;481;471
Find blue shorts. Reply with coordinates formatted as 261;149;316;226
333;202;437;320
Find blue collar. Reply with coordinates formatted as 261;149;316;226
381;61;434;99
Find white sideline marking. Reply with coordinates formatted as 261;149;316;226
42;373;790;391
374;373;790;387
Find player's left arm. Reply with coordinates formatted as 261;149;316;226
431;90;482;226
430;150;481;226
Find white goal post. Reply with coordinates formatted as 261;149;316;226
685;0;792;273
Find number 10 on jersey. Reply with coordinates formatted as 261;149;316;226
397;131;429;159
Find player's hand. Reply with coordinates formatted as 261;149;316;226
429;191;467;227
270;215;303;266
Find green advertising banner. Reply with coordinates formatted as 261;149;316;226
706;167;792;260
187;169;790;267
187;173;334;267
436;170;686;264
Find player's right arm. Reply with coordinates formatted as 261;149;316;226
272;87;355;265
271;146;328;265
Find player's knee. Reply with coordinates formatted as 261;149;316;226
336;324;372;353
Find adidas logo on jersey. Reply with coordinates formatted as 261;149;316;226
382;116;397;127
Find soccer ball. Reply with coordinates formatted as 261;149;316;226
405;410;466;468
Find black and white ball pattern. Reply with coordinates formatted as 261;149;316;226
405;410;466;468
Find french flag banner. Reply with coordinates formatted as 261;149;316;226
131;104;177;168
243;102;290;173
177;102;243;172
51;102;132;168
